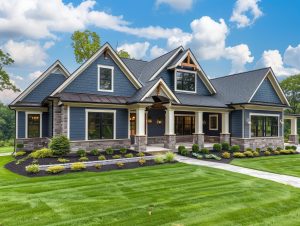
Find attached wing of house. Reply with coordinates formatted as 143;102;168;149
10;42;293;152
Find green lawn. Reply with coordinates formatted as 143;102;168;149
0;146;13;154
231;155;300;177
1;156;300;226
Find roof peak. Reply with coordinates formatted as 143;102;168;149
211;67;271;80
148;45;183;63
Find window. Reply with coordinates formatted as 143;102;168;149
27;113;41;138
209;114;218;130
175;115;195;135
87;110;115;140
251;115;279;137
175;70;196;93
98;65;113;92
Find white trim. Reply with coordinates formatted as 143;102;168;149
11;61;70;105
149;47;184;81
97;64;114;92
242;109;245;138
209;114;218;131
67;106;70;139
85;109;116;141
140;78;181;103
51;43;142;96
175;114;195;117
174;69;197;94
249;113;280;138
16;110;19;139
25;111;42;139
128;110;130;139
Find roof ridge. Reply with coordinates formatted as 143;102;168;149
147;46;183;63
120;57;148;63
211;67;271;80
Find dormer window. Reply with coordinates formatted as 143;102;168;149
175;69;196;93
98;65;114;92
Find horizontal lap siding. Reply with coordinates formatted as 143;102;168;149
42;112;49;137
203;112;222;136
69;107;128;141
251;78;282;104
230;110;243;137
148;109;165;137
17;111;25;138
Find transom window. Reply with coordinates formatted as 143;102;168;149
209;114;218;130
175;115;195;135
98;65;114;92
251;115;279;137
87;110;115;140
27;113;41;138
175;70;196;93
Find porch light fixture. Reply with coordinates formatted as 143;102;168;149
203;120;206;125
157;117;162;125
280;119;284;124
147;116;153;124
247;118;251;125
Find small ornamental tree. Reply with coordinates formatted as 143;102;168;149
49;135;70;156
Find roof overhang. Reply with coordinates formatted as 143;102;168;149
230;103;288;111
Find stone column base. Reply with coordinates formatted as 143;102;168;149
134;135;147;152
220;133;230;144
164;134;176;151
289;135;299;145
193;133;204;148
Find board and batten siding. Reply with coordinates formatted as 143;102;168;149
251;78;282;104
63;54;137;96
69;107;129;141
230;110;243;137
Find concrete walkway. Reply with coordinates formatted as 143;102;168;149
176;155;300;188
0;153;12;157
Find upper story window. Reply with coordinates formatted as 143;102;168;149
175;69;196;93
98;65;114;92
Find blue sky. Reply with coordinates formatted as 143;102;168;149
1;0;300;103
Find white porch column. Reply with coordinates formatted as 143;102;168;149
195;111;203;134
291;118;298;135
136;107;145;136
165;108;175;135
221;112;230;134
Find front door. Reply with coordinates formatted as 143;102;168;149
129;112;147;144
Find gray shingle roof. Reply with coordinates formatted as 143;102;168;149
128;79;160;103
121;58;148;80
168;49;188;68
175;93;227;107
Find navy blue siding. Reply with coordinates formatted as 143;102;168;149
64;54;137;96
230;110;243;137
42;112;49;137
251;78;282;104
48;103;53;137
147;109;165;137
203;112;222;136
23;73;66;103
69;107;129;141
17;111;25;138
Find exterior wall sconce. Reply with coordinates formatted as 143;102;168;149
280;119;284;124
247;119;251;125
157;117;162;125
147;117;153;124
203;120;206;125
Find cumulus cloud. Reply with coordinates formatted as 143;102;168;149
0;89;21;104
117;42;150;60
230;0;263;28
29;70;43;80
150;45;168;58
155;0;195;11
283;44;300;69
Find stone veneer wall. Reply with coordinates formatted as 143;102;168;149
16;138;50;151
231;137;284;151
70;139;131;151
176;135;193;143
53;100;68;137
147;136;165;144
204;135;220;143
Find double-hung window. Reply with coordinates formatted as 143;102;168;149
26;112;42;138
175;70;196;93
98;65;114;92
251;115;279;137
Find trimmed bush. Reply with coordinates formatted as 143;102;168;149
15;151;26;157
221;142;230;151
120;148;127;154
264;151;271;156
222;152;231;159
273;150;280;155
79;156;89;161
136;152;145;157
112;155;121;159
244;151;254;157
46;165;65;174
180;149;189;156
164;151;175;162
94;163;102;169
233;152;245;158
230;145;240;152
25;164;39;173
280;149;293;155
266;147;273;152
245;148;253;152
178;145;186;154
16;143;24;148
192;144;200;153
276;147;282;152
116;162;124;168
138;158;146;166
253;151;260;157
125;153;134;158
71;162;86;171
29;148;53;159
98;155;106;160
200;148;209;154
154;156;164;164
256;147;261;152
90;149;99;156
213;143;222;152
57;158;70;163
77;149;86;157
285;145;291;150
49;135;70;156
106;148;114;155
290;145;297;151
204;154;221;160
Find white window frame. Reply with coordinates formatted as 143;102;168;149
249;113;280;138
174;69;197;94
85;109;116;141
25;112;42;139
209;114;218;131
97;65;114;92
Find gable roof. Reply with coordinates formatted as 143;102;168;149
10;60;70;106
51;43;143;96
121;58;148;78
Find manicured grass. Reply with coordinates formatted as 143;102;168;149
1;156;300;225
231;155;300;177
0;146;13;154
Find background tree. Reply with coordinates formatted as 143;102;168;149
280;74;300;114
71;30;101;64
0;102;15;142
0;49;19;92
118;49;130;58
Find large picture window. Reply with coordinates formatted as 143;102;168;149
175;70;196;93
251;115;279;137
27;113;41;138
209;114;218;130
175;115;195;135
87;111;115;140
98;65;114;92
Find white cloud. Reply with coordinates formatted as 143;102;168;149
29;70;43;80
117;42;150;60
2;40;48;67
150;45;167;58
43;41;55;49
283;44;300;69
0;89;21;104
155;0;194;11
230;0;263;28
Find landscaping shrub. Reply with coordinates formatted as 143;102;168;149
280;149;294;155
213;143;222;152
125;153;134;158
79;156;89;161
90;149;99;156
25;164;39;174
138;158;146;165
245;148;253;152
136;152;145;157
98;155;106;160
233;152;245;158
222;152;231;159
192;144;200;153
112;154;121;159
49;135;70;156
285;145;291;150
164;151;175;162
15;151;26;157
178;145;186;154
255;147;261;152
180;148;189;156
94;163;102;169
116;162;124;168
71;162;86;171
15;156;30;165
264;151;271;156
105;147;114;155
197;155;203;159
230;145;240;152
204;154;221;160
32;159;38;164
273;150;280;155
253;151;260;157
16;143;24;148
290;145;297;150
154;156;164;164
221;142;230;151
120;148;127;154
77;149;86;157
46;165;65;174
276;147;282;152
57;158;70;163
200;148;209;154
266;147;273;152
244;151;254;157
29;148;53;159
